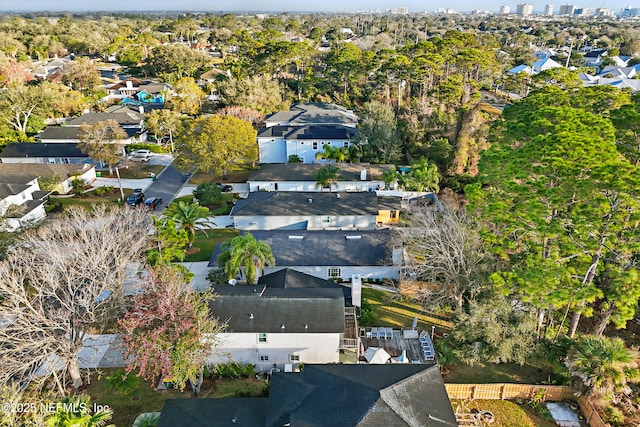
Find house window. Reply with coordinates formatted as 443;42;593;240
289;355;300;362
312;142;318;150
259;355;269;362
327;267;342;278
257;333;267;343
344;142;349;148
322;216;330;223
390;211;397;219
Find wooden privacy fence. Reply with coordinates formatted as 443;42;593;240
446;384;610;427
577;396;608;427
445;383;574;401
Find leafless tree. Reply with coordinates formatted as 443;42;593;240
398;203;488;314
0;205;151;396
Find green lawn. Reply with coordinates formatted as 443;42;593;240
84;370;265;427
451;399;557;427
444;360;560;384
50;187;130;210
362;288;453;330
184;229;239;262
98;164;165;179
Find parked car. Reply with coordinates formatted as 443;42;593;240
128;149;152;162
218;183;233;192
144;196;163;210
126;189;145;207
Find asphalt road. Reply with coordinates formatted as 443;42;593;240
142;160;192;211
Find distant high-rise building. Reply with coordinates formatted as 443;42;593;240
516;3;533;15
559;4;575;14
388;7;409;14
544;4;554;15
621;7;640;16
573;7;594;16
500;5;511;14
595;7;613;17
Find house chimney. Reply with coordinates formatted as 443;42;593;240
351;274;362;308
125;80;133;89
360;168;367;181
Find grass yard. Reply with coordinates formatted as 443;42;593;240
362;288;453;330
451;399;557;427
49;187;132;210
84;369;265;426
189;164;255;185
98;164;165;179
444;360;559;384
184;229;239;262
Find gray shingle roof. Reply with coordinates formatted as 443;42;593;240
0;183;31;199
211;289;345;333
231;192;378;217
248;163;393;182
158;398;267;427
37;126;140;141
266;364;457;427
0;143;87;158
64;112;143;127
209;230;392;268
284;124;358;140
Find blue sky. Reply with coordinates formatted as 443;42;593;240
0;0;636;13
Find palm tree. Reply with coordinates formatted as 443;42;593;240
566;335;640;398
45;395;114;427
315;145;350;162
164;201;212;247
312;164;340;192
218;233;274;284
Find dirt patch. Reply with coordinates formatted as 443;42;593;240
185;247;201;256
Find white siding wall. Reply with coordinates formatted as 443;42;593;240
233;215;377;230
209;332;341;371
285;140;350;164
0;179;40;216
258;138;287;163
264;266;400;280
248;181;385;192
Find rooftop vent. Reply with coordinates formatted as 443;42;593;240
345;235;362;240
308;198;313;203
336;193;341;198
288;235;304;240
280;324;286;330
249;313;254;319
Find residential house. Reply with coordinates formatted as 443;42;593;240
157;363;457;427
209;269;358;371
579;70;640;93
0;172;49;231
258;124;357;164
209;229;401;281
259;103;359;163
531;57;563;74
246;163;393;193
0;163;96;195
37;111;147;152
231;191;379;230
265;103;358;128
583;49;607;67
0;143;90;165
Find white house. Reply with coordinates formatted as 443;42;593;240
0;163;96;195
257;124;357;164
231;191;379;230
247;163;393;192
259;103;359;163
209;269;357;371
0;174;47;231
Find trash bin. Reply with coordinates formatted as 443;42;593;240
151;173;157;182
96;172;102;177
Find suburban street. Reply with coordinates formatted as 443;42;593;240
142;161;192;210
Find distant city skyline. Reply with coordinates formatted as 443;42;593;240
1;0;638;14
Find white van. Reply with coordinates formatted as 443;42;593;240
128;149;152;162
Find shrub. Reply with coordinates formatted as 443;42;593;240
288;154;303;163
207;268;228;285
605;406;625;426
193;182;222;206
213;363;256;378
105;369;140;395
45;201;63;213
358;300;378;326
94;186;114;196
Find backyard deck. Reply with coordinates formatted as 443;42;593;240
359;327;436;364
